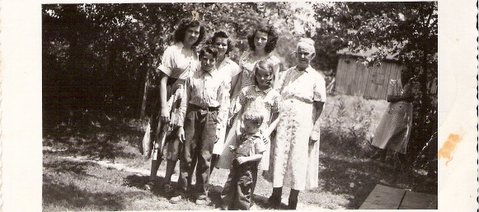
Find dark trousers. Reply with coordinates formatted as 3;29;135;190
177;105;219;196
221;160;258;210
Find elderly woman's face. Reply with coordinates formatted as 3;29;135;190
183;26;201;47
254;31;268;51
296;46;314;67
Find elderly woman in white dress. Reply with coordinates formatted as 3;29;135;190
267;38;326;209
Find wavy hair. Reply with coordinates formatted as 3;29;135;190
173;18;205;48
210;31;233;55
247;22;278;54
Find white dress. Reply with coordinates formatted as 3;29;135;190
216;86;280;170
268;66;326;191
212;57;240;155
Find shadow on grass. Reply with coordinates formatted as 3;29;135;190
43;111;144;161
43;176;126;210
124;175;180;200
43;159;91;176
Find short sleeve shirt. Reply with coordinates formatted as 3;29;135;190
278;65;327;103
218;57;241;84
187;69;229;108
233;86;280;130
235;132;267;158
157;42;200;80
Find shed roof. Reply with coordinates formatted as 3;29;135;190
337;47;399;61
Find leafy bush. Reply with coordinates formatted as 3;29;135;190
320;95;388;157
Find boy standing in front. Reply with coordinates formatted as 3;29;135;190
220;109;267;210
170;45;229;205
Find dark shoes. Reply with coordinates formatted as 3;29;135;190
267;195;282;209
288;197;298;209
169;191;187;204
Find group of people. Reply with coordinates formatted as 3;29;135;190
142;18;326;210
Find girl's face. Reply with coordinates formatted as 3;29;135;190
255;66;273;89
213;37;228;57
201;53;216;72
254;31;268;51
183;26;201;47
296;46;314;67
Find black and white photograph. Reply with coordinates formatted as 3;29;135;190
1;0;477;211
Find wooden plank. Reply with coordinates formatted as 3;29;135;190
358;62;369;97
354;62;367;97
363;65;373;99
365;65;381;99
379;63;389;99
334;58;347;94
399;191;438;209
359;184;406;209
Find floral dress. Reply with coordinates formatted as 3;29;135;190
216;85;280;170
231;51;281;98
267;65;326;191
155;42;199;161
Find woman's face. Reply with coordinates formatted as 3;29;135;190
254;31;268;51
255;66;273;89
296;46;314;67
183;26;201;47
213;37;228;57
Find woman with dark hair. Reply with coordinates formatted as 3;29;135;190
231;22;281;99
209;31;241;174
144;18;205;193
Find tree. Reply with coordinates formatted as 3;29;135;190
42;3;307;123
312;2;438;160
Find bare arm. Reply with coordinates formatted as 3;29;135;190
310;101;325;142
236;154;263;164
159;73;169;123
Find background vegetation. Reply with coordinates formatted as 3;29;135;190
42;2;438;209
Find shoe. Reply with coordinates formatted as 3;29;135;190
195;199;209;205
169;193;186;204
195;194;212;205
144;181;155;191
164;183;174;194
288;197;298;209
267;195;281;209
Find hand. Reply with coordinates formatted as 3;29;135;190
235;156;247;165
215;128;221;143
160;108;170;123
227;117;233;128
262;136;269;145
177;127;185;143
228;145;236;152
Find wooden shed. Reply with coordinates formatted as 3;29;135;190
334;50;406;100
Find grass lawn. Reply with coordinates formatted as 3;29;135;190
43;95;437;211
